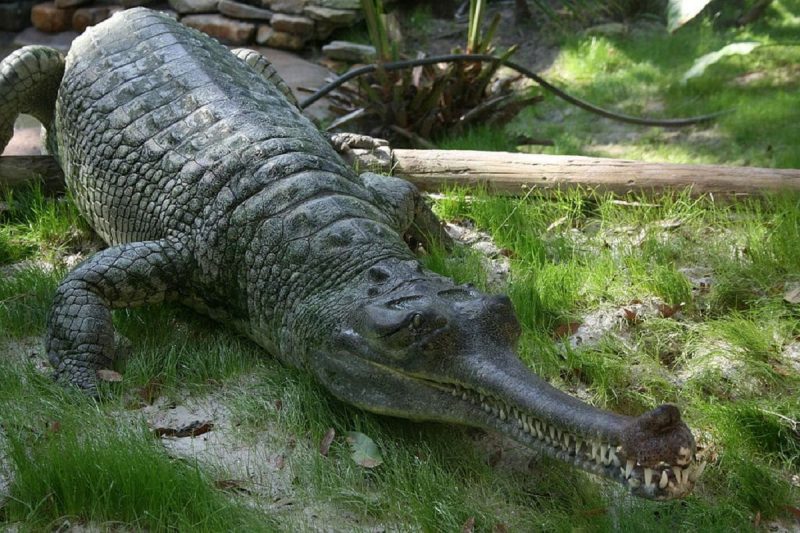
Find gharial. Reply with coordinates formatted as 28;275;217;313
0;7;704;500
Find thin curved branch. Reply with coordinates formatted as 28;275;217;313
299;54;727;127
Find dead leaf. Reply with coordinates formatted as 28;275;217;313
753;511;761;527
622;308;639;324
271;497;296;509
784;284;800;305
154;420;213;438
492;524;509;533
273;454;285;470
345;431;383;468
461;517;475;533
658;303;684;318
554;322;581;339
656;218;682;230
96;369;123;382
215;479;251;494
498;248;515;258
319;427;335;457
274;399;283;411
48;421;61;433
546;215;568;232
786;505;800;520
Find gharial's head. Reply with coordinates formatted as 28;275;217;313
308;258;705;500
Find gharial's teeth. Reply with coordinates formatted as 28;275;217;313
672;466;682;481
659;469;669;489
462;392;468;401
499;408;507;421
600;444;610;465
549;426;556;441
681;467;690;485
625;459;635;479
608;447;620;467
483;403;491;413
644;468;654;487
575;439;583;455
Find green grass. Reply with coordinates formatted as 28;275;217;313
509;0;800;168
7;185;797;530
0;183;92;265
0;360;275;532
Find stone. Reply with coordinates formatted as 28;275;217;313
263;0;304;14
313;19;336;39
0;0;38;31
167;0;215;13
31;2;77;33
72;5;119;32
156;7;179;19
54;0;89;8
181;14;256;44
270;13;313;36
322;40;375;63
315;0;358;8
12;25;78;51
303;5;357;24
255;25;305;50
118;0;157;6
218;0;273;20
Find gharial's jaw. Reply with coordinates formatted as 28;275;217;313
311;332;705;500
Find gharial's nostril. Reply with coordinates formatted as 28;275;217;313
367;265;390;283
642;404;682;430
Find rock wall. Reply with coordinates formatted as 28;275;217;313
3;0;368;51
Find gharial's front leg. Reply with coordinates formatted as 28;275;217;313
360;172;453;252
47;237;191;394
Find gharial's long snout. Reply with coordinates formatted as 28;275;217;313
310;262;704;500
446;343;704;500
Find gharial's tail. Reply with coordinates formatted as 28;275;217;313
0;46;65;153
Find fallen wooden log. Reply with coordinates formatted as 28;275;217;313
384;150;800;199
2;151;800;199
0;156;65;194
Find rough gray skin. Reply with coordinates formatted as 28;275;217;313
0;8;704;499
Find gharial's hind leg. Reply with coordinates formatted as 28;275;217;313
230;47;299;107
0;46;64;152
47;237;191;395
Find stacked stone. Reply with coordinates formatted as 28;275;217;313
22;0;365;51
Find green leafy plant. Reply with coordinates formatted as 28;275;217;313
329;1;538;147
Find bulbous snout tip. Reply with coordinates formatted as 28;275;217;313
620;404;695;469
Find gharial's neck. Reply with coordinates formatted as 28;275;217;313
275;250;419;368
